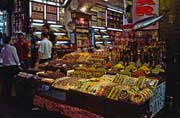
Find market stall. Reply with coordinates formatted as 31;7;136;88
12;0;167;118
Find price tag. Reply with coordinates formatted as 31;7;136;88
149;82;166;118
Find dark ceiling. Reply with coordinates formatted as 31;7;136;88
0;0;14;11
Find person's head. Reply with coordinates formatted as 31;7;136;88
42;23;50;32
3;36;12;44
41;32;49;39
18;33;25;42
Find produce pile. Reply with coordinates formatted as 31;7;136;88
70;74;159;104
68;66;107;78
37;71;65;79
52;77;86;90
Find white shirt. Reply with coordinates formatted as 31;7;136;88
1;44;21;66
38;38;52;59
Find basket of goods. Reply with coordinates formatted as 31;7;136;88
139;65;150;74
37;71;65;79
151;65;165;75
130;88;153;104
131;70;146;77
125;64;137;72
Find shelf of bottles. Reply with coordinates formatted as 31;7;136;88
12;0;25;33
90;5;106;28
29;0;67;39
90;27;112;48
29;0;67;24
71;12;91;50
106;8;123;31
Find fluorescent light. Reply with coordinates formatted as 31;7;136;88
107;28;123;31
91;26;105;29
33;19;43;22
62;0;68;6
30;0;43;3
95;35;101;37
54;33;66;35
106;10;107;27
107;8;123;13
47;21;56;24
32;23;43;26
56;41;68;44
34;32;41;35
50;25;63;27
96;41;103;44
100;29;107;32
29;2;32;17
57;8;59;21
103;35;110;38
47;1;56;5
57;3;60;6
44;5;46;19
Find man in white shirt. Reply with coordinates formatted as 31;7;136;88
35;32;52;67
1;36;22;100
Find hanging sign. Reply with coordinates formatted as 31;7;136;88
133;0;159;30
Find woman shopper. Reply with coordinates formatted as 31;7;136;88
1;36;22;101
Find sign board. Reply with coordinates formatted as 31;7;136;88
133;0;159;30
149;81;166;118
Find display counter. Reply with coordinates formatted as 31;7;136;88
32;80;166;118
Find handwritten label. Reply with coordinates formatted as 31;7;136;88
149;82;166;118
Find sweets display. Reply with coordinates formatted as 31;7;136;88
37;71;65;79
52;77;85;90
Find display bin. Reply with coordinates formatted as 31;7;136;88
67;89;148;118
104;99;149;118
67;89;106;116
38;87;68;104
66;80;166;118
33;80;166;118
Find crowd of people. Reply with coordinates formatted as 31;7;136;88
0;23;56;102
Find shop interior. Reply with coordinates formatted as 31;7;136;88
0;0;180;118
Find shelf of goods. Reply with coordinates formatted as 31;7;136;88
90;5;106;27
107;8;123;30
12;0;25;32
71;12;91;50
90;27;113;48
30;0;63;22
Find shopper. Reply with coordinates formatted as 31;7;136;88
14;33;30;69
42;23;56;59
1;36;22;101
35;32;52;67
29;27;39;68
42;23;56;46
